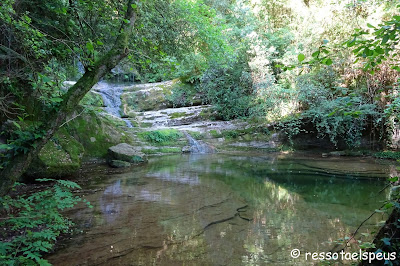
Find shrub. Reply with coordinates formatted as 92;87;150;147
199;60;253;120
0;179;91;265
374;151;400;160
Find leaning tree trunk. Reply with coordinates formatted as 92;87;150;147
0;1;138;196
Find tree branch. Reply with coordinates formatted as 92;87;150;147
0;0;138;196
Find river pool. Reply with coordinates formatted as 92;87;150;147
47;152;393;265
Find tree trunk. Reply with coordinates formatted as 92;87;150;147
0;0;138;196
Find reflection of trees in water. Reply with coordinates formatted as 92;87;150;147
49;153;393;265
99;180;122;224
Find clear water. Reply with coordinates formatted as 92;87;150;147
47;153;392;265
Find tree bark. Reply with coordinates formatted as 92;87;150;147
0;0;138;196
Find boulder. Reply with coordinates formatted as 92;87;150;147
28;128;84;177
108;143;147;163
65;109;134;158
109;160;131;168
181;146;191;153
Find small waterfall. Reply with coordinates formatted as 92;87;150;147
95;81;133;128
77;60;85;74
183;131;215;154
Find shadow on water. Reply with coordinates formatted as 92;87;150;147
47;152;392;265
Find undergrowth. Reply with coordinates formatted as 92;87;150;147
0;179;91;265
138;129;183;144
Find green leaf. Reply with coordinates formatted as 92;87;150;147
50;97;63;103
375;47;384;54
367;23;375;28
12;121;21;129
391;66;400;72
360;242;376;249
311;51;320;58
384;202;394;209
388;176;399;182
131;3;137;9
0;144;11;150
298;53;305;62
86;41;94;52
381;35;389;44
347;38;356;47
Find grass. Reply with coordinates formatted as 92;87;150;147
138;129;183;144
186;131;204;140
169;112;189;119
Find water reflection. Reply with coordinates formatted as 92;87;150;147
48;153;391;265
99;180;122;224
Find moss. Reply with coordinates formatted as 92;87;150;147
223;130;240;139
169;112;189;119
138;129;183;144
209;130;222;138
65;109;133;158
29;127;84;177
199;109;214;119
80;91;104;107
186;131;204;140
140;122;153;128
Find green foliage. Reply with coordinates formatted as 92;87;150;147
186;131;204;140
345;5;400;72
139;129;183;144
373;151;400;160
0;179;90;265
0;120;45;170
132;0;232;82
304;95;379;147
200;59;253;120
169;112;189;119
166;82;198;108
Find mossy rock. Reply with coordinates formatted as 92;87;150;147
29;128;84;177
108;143;147;163
120;79;201;114
64;109;133;159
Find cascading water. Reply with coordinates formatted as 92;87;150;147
183;131;215;154
95;81;133;128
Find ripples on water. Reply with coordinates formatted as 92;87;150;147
48;153;392;265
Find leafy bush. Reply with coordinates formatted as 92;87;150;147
303;96;379;147
139;129;183;144
166;82;198;108
0;179;90;265
199;60;253;120
296;70;335;109
374;151;400;160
